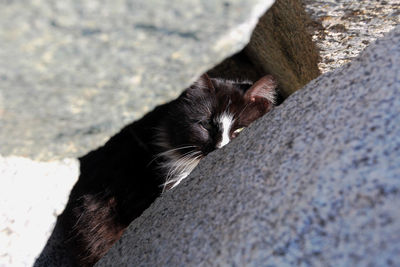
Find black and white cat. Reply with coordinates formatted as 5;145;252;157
61;74;277;266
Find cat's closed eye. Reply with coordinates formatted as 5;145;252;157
199;120;213;131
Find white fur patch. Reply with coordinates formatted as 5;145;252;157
217;113;234;148
156;147;202;191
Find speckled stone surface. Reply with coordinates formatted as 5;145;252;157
302;0;399;73
97;26;400;266
0;0;274;161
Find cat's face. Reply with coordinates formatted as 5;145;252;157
159;74;277;189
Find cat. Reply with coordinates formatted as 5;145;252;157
60;73;277;266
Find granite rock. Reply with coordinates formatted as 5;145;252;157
0;0;274;161
97;26;400;266
302;0;400;73
244;0;320;97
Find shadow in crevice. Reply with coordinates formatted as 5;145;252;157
208;50;286;106
209;0;320;100
35;102;170;266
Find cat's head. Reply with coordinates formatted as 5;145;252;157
158;73;277;189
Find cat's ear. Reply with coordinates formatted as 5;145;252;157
191;73;215;93
244;75;277;106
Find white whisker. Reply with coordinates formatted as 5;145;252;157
161;150;202;191
148;145;197;166
166;151;200;178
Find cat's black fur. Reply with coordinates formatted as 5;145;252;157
60;74;277;266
